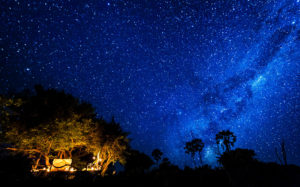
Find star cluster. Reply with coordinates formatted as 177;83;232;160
0;0;299;167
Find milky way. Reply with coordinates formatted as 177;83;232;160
0;0;299;167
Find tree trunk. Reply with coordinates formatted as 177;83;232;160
281;141;287;166
58;151;67;159
45;156;51;167
45;141;52;167
68;150;72;159
192;156;197;168
33;154;42;169
101;159;111;176
58;151;62;159
199;152;203;166
225;144;230;152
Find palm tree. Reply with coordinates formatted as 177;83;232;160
184;138;204;167
215;130;236;153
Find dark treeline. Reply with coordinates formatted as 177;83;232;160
0;86;299;186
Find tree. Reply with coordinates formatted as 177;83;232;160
152;149;163;165
124;149;154;175
275;140;288;166
1;86;95;168
1;86;129;176
0;95;23;126
215;130;236;154
158;157;180;173
218;148;256;169
87;118;129;176
184;138;204;167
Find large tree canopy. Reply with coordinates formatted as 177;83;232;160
0;86;129;175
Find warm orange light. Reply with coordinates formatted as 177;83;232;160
70;167;76;172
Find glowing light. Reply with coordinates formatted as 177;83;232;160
252;75;266;88
31;169;39;172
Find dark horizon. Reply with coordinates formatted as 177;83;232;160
0;0;299;168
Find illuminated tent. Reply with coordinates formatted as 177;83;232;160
50;159;72;171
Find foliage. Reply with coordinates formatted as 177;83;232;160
0;86;129;176
218;148;257;169
86;118;129;176
124;149;154;175
157;157;180;175
215;130;236;153
184;138;204;166
152;149;163;164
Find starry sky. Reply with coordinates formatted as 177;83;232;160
0;0;299;167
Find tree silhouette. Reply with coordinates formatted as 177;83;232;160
215;130;236;153
152;149;163;165
158;157;175;170
184;138;204;167
124;149;154;175
275;140;288;166
218;148;256;169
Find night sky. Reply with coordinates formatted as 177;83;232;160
0;0;299;167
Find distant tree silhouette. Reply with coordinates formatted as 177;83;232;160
161;158;170;164
152;149;163;165
215;130;236;154
275;140;288;166
218;148;257;169
158;157;179;172
124;149;154;175
158;157;171;169
184;138;204;167
157;158;179;173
